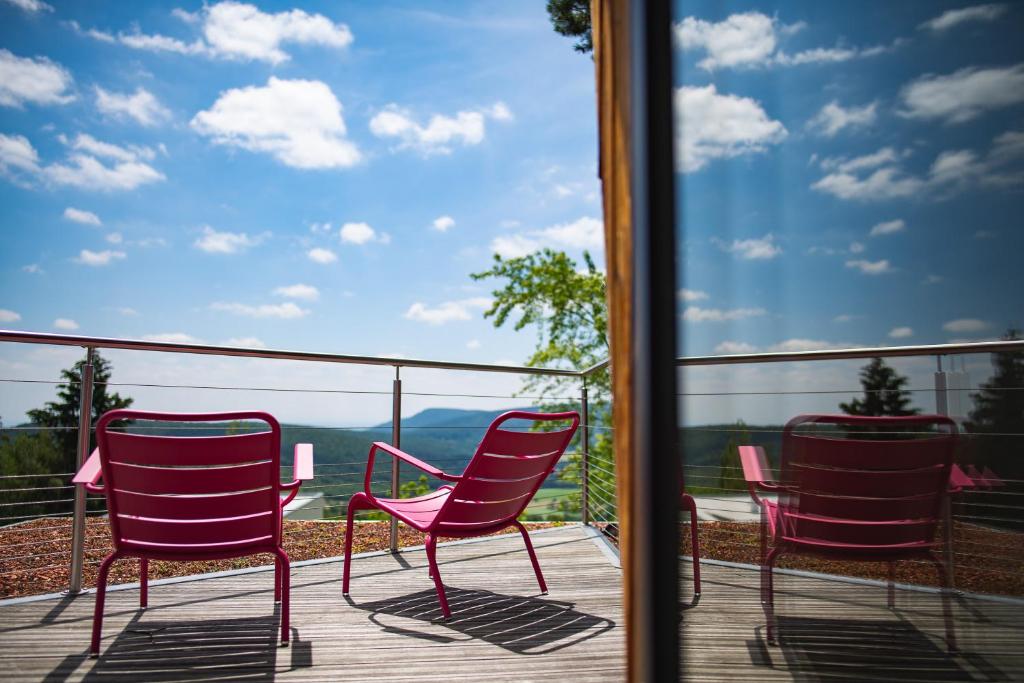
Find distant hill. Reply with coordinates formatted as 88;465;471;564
372;407;534;433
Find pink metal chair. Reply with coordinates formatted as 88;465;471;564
343;410;580;618
72;410;313;657
680;492;701;597
739;414;960;650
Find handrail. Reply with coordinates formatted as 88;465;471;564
0;330;578;377
3;329;1022;378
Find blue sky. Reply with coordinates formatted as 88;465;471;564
0;1;1021;426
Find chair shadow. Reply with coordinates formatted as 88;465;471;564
767;615;1005;682
349;587;616;655
44;606;312;683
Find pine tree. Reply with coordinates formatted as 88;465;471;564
26;351;133;471
966;329;1024;478
840;357;919;416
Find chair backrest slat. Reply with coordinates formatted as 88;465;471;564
435;411;579;531
777;414;957;550
96;410;283;553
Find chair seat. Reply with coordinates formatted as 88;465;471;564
372;486;453;531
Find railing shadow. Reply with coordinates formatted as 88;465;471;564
348;587;616;655
765;615;1004;682
44;606;312;682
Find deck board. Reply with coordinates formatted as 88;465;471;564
1;525;1022;681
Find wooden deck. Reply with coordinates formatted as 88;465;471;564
0;524;1022;681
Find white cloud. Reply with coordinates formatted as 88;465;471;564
466;339;481;350
432;215;455;232
943;318;989;333
22;264;42;274
812;166;924;201
845;258;893;275
143;332;202;344
0;309;21;322
95;86;170;126
105;232;122;244
674;12;892;70
53;318;78;331
806;100;877;137
0;133;40;175
63;207;101;226
74;249;126;266
339;222;384;245
899;64;1024;124
682;305;767;322
223;337;266;348
193;226;262;254
820;147;904;174
678;289;709;302
715;233;782;260
210;301;309;319
920;4;1008;32
307;247;337;264
767;338;851;352
490;216;603;258
714;340;758;354
674;85;786;172
833;314;856;323
191;77;360;169
273;284;319;301
849;241;865;254
2;0;53;12
2;134;163;191
404;297;491;325
115;307;138;316
889;326;913;339
0;49;74;108
369;102;512;155
869;219;905;237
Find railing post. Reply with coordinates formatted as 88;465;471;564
581;381;590;526
390;366;401;553
67;346;95;594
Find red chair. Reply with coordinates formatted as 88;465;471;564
680;492;701;597
739;414;959;650
72;410;313;657
343;410;579;618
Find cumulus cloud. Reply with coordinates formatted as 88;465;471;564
674;85;787;172
433;215;455;232
870;219;905;237
404;297;491;325
307;247;337;264
273;283;319;300
714;233;782;260
0;309;22;322
845;258;893;275
223;337;266;348
74;249;126;266
889;326;913;338
192;77;360;170
767;338;852;352
0;49;74;108
143;332;202;344
9;133;166;192
210;301;309;319
339;222;388;245
77;2;352;64
370;102;512;155
674;11;893;70
63;207;101;226
2;0;53;12
53;318;78;330
899;64;1024;124
95;86;171;126
490;216;603;258
0;133;40;177
193;226;263;254
920;4;1008;32
943;318;989;333
682;305;767;322
806;100;877;137
714;340;758;354
678;289;709;302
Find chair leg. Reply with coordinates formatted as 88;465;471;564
425;533;451;619
90;553;119;658
764;548;781;646
681;494;701;596
887;561;896;609
275;548;291;646
929;552;958;653
514;521;548;594
139;558;149;608
274;556;282;604
343;492;369;595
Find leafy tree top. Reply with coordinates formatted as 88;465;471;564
547;0;593;54
839;357;919;417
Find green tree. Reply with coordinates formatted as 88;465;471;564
840;357;919;417
966;329;1024;479
26;351;133;471
0;431;66;522
472;249;611;519
546;0;593;54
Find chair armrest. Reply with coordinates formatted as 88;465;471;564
280;444;314;505
72;448;104;494
948;464;974;493
364;442;459;496
737;446;778;505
